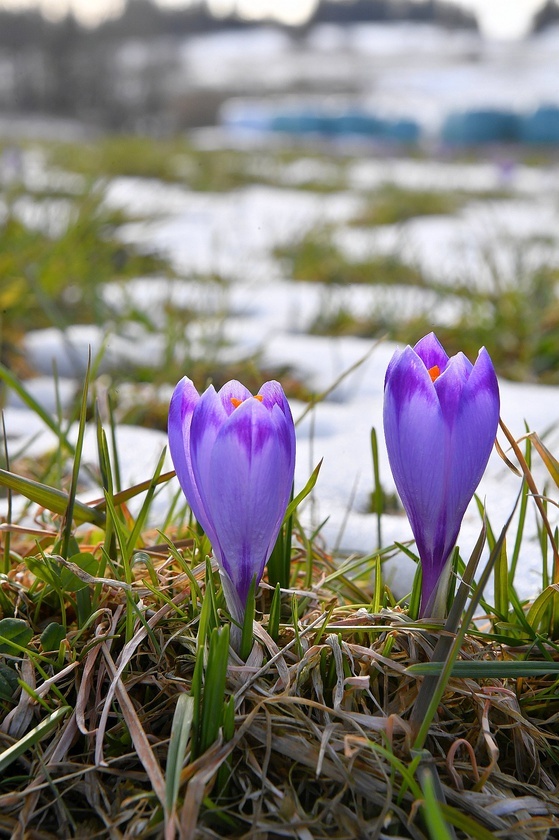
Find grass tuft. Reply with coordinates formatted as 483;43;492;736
1;382;559;838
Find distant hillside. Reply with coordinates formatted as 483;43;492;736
0;0;478;48
308;0;477;29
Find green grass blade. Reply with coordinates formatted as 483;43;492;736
0;362;75;455
165;694;194;818
125;447;167;555
419;767;455;840
529;431;559;488
61;350;91;559
107;388;122;493
199;625;230;755
370;427;383;548
190;646;204;760
411;495;518;749
157;531;203;605
198;558;219;650
284;460;322;521
0;467;105;527
0;706;70;774
267;583;282;643
371;554;382;614
92;470;176;511
407;562;422;621
216;695;236;796
407;660;559;678
493;537;509;620
1;411;12;576
365;741;422;800
102;491;136;584
510;480;529;586
438;803;497;840
95;412;114;497
527;584;559;633
267;517;289;589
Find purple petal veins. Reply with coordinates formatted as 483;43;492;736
383;332;500;616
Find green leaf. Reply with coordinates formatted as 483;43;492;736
40;623;67;653
0;618;33;655
26;555;62;592
60;552;100;593
0;663;19;702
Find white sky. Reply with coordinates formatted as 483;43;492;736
0;0;550;37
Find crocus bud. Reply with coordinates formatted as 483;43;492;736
383;333;500;617
168;378;296;623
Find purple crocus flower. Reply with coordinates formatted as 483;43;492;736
168;378;295;622
383;333;499;617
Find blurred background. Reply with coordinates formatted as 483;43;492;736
0;0;556;139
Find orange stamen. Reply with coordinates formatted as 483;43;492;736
428;365;440;382
230;394;264;409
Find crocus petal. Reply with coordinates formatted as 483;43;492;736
217;380;253;416
413;332;450;372
434;352;472;427
383;346;446;564
258;380;296;481
383;335;499;617
258;380;291;413
187;385;230;557
445;348;500;524
168;377;214;537
219;568;244;627
203;397;294;608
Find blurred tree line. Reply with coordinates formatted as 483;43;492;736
0;0;486;131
